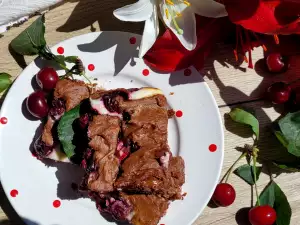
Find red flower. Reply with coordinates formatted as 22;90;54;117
143;16;233;72
224;0;300;35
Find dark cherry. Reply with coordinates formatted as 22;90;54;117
26;91;49;118
212;183;236;207
249;205;277;225
265;53;290;73
267;82;291;104
36;67;59;91
102;90;129;113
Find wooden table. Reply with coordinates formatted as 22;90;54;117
1;1;300;225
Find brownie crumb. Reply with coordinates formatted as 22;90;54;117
169;92;174;95
167;109;175;118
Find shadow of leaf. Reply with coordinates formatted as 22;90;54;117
169;67;204;86
57;0;143;34
235;207;252;225
78;32;138;76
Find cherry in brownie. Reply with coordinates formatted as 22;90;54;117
34;79;90;159
115;145;185;200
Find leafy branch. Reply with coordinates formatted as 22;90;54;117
227;108;291;225
10;15;91;83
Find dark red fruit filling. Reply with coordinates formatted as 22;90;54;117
115;142;130;161
123;111;131;123
129;140;140;152
127;88;139;92
80;148;95;172
93;195;133;221
33;136;53;159
79;113;89;129
102;90;129;113
49;99;65;119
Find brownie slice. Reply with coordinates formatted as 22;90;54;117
54;79;90;111
91;192;169;225
86;115;121;193
34;79;90;159
41;116;55;146
115;145;185;200
121;193;169;225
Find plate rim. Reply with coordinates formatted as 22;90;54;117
0;31;224;225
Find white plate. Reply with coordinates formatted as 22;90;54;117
0;31;224;225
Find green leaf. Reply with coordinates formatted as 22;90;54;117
258;181;291;225
64;56;78;63
10;15;46;55
273;161;300;172
278;112;300;157
0;73;12;93
57;105;81;158
229;108;259;139
234;164;262;185
274;131;289;148
54;55;66;67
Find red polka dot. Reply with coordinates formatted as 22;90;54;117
184;68;192;76
88;64;95;71
176;110;183;118
57;47;64;54
129;37;136;44
53;200;61;208
209;144;217;152
0;117;7;124
142;69;149;76
10;189;18;197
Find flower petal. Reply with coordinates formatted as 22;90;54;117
113;0;153;22
160;3;196;50
139;5;159;57
189;0;228;18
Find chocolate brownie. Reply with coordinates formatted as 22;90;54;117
86;115;121;193
54;79;90;111
35;83;185;225
121;193;169;225
115;145;185;200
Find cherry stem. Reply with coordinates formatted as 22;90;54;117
253;147;260;206
221;152;247;183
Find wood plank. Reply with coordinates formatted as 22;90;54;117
1;1;300;225
198;101;300;225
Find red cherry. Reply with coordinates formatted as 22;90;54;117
267;82;291;104
36;67;59;91
26;91;49;118
249;205;277;225
212;183;236;207
265;53;289;73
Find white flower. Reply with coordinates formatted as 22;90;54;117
113;0;228;58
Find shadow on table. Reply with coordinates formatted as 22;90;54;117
57;0;143;35
203;43;300;167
